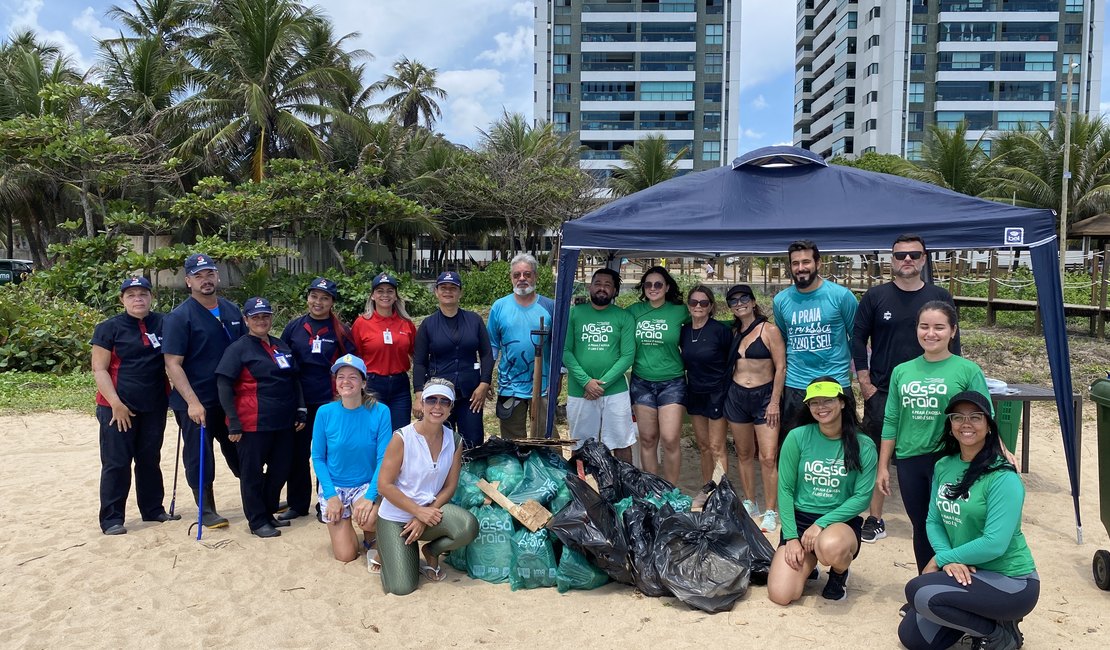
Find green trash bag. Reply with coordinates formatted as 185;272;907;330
507;453;562;505
644;489;693;513
484;454;524;495
446;546;468;572
555;545;610;593
614;496;634;522
509;528;558;591
550;483;573;513
463;458;487;479
466;505;514;584
451;469;485;509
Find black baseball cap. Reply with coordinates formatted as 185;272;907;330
307;277;337;298
120;277;152;293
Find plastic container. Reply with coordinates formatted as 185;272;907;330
1087;378;1110;590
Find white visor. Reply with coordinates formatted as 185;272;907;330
423;384;455;403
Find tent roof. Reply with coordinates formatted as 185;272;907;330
1070;213;1110;237
563;146;1057;256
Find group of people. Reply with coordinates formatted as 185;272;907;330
92;240;1038;644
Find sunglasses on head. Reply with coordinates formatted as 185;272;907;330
423;396;452;406
893;251;924;261
687;298;711;308
727;295;753;307
643;281;665;290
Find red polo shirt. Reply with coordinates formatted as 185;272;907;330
352;312;415;376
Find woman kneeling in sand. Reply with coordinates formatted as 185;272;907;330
767;378;877;604
375;378;478;595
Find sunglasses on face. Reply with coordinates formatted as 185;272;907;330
893;251;924;261
727;295;753;307
423;396;453;407
948;412;986;425
643;281;665;290
687;298;711;308
512;271;534;279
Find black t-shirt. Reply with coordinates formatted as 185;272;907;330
851;282;961;391
412;309;493;392
162;296;246;409
215;334;300;432
91;312;168;412
679;318;733;392
280;314;356;406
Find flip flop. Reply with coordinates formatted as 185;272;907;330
366;550;382;575
419;561;445;582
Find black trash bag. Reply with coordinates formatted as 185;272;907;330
623;499;670;597
740;505;776;585
571;439;620;503
464;436;528;461
547;474;633;585
652;476;751;613
616;459;676;500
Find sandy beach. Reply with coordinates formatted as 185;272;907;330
0;404;1106;649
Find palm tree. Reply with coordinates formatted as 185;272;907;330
370;57;447;130
991;113;1110;223
608;134;688;197
105;0;203;46
894;122;999;198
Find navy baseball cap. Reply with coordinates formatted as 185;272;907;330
372;272;398;289
435;271;462;287
307;277;337;298
184;253;218;275
243;297;273;317
726;284;754;300
120;276;152;293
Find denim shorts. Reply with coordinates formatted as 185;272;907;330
630;375;686;409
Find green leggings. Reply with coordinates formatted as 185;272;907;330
377;504;478;596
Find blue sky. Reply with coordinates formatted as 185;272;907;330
2;1;1106;153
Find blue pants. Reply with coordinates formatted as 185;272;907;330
899;570;1039;649
367;372;412;432
97;406;169;530
173;406;240;489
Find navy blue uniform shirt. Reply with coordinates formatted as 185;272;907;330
91;311;168;412
412;309;493;392
215;334;302;432
280;314;356;406
162;296;246;410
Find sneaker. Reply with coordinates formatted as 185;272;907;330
861;516;887;543
759;509;779;532
821;568;850;601
807;566;820;581
899;603;911;618
1000;620;1024;649
970;623;1019;650
743;499;760;518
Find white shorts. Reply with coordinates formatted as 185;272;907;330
567;393;636;451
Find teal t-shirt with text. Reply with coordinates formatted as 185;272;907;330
772;280;858;389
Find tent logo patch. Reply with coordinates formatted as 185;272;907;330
1004;228;1024;245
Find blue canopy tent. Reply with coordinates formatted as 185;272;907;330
547;145;1082;541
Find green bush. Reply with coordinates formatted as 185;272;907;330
459;261;555;308
0;284;101;372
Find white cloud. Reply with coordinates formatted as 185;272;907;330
509;1;533;19
3;0;95;70
437;68;508;142
478;25;534;65
772;140;794;147
1101;101;1110;114
72;7;115;41
738;2;795;91
743;128;766;139
751;94;767;110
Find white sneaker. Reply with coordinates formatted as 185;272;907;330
760;509;779;533
743;499;760;518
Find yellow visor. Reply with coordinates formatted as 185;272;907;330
804;381;844;402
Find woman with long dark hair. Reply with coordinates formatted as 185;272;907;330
723;284;786;532
898;391;1037;650
767;376;876;605
627;265;690;484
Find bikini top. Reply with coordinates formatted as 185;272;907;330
737;319;772;360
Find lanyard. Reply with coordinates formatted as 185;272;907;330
303;322;330;339
138;319;150;347
258;337;282;365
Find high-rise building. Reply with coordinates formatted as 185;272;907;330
533;0;742;184
793;0;1104;160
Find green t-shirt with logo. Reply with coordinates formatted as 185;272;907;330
927;455;1036;576
882;355;990;458
777;423;878;540
626;301;690;382
563;303;635;398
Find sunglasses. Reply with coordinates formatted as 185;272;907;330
512;271;534;279
948;412;986;425
806;398;839;409
687;298;711;308
726;295;753;307
423;396;453;407
893;251;924;261
643;281;665;290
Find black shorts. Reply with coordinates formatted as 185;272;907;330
861;390;888;453
724;381;773;425
779;510;864;559
685;387;726;420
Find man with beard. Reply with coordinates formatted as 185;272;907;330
563;268;636;461
487;253;555;438
772;240;858;432
163;254;246;528
851;234;958;544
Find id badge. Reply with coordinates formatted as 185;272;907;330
275;354;291;369
383;330;393;345
473;362;481;370
311;338;322;354
146;333;161;348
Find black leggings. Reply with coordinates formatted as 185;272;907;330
899;570;1039;649
895;452;942;573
